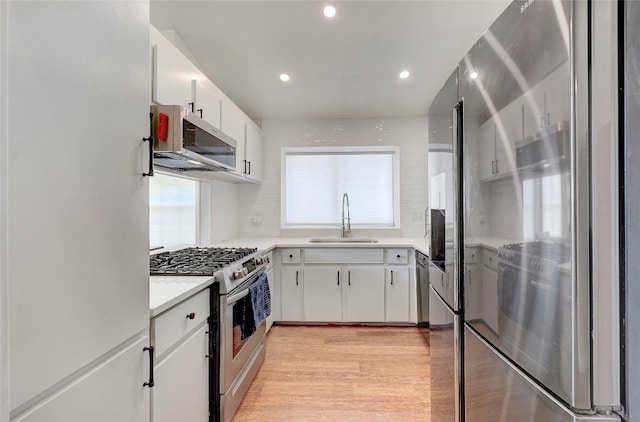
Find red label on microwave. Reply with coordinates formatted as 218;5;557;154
158;113;168;142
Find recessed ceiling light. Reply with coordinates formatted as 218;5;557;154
280;73;290;82
399;70;410;79
323;5;336;18
470;71;479;80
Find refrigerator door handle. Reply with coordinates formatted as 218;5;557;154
452;100;464;312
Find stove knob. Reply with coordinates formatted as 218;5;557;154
233;270;244;280
243;268;249;276
265;256;270;263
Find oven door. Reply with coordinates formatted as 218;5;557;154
220;271;267;393
496;262;568;397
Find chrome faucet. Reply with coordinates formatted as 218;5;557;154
341;193;351;238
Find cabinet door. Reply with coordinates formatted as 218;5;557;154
221;98;246;144
193;79;222;130
281;267;302;321
8;1;150;411
13;336;150;422
153;325;209;422
544;62;570;126
464;265;481;321
478;119;496;181
151;26;196;108
481;266;499;334
303;267;342;322
344;267;385;322
385;267;410;322
495;100;519;177
244;122;263;182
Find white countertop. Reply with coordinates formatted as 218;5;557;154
208;236;431;256
148;236;512;315
149;275;215;317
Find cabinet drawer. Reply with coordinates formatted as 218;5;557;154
281;248;301;264
483;249;498;271
465;247;478;264
153;289;210;357
386;248;409;265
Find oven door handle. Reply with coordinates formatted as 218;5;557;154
227;288;250;305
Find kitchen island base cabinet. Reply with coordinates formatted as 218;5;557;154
303;267;343;322
152;325;209;422
12;336;150;422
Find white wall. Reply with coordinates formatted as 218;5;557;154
236;117;428;238
200;179;239;243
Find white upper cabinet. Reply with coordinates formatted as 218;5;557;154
221;98;246;149
192;79;222;130
149;25;263;183
151;26;195;108
244;121;263;182
478;119;496;181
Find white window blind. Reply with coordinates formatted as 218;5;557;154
149;173;198;247
283;148;397;227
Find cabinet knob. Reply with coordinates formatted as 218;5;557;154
186;312;196;320
397;254;401;258
289;254;293;258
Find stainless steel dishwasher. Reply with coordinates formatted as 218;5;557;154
416;250;429;326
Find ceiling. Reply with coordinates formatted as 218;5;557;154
150;1;511;120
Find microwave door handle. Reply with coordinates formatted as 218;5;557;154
143;112;154;177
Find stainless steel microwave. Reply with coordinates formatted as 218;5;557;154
516;120;569;172
151;104;236;172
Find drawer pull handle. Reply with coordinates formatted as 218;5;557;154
296;270;299;286
186;312;196;320
391;270;394;285
348;271;351;286
143;346;154;388
337;271;340;286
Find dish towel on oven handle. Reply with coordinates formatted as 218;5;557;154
249;272;272;327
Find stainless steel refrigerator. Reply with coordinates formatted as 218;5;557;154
429;0;624;420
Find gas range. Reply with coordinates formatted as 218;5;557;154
150;247;269;294
497;241;570;279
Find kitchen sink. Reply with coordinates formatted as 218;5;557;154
308;237;379;243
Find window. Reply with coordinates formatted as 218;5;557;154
282;147;399;228
522;174;564;240
149;173;198;247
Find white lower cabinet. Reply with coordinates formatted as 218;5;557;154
281;267;303;321
277;248;414;324
152;325;209;422
14;336;150;422
481;265;499;333
303;266;385;323
385;267;410;322
150;289;210;422
303;267;343;322
343;267;385;322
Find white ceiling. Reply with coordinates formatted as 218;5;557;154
150;1;511;120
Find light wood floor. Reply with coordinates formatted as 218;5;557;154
232;325;431;421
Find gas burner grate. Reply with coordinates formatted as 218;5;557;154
150;247;258;276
